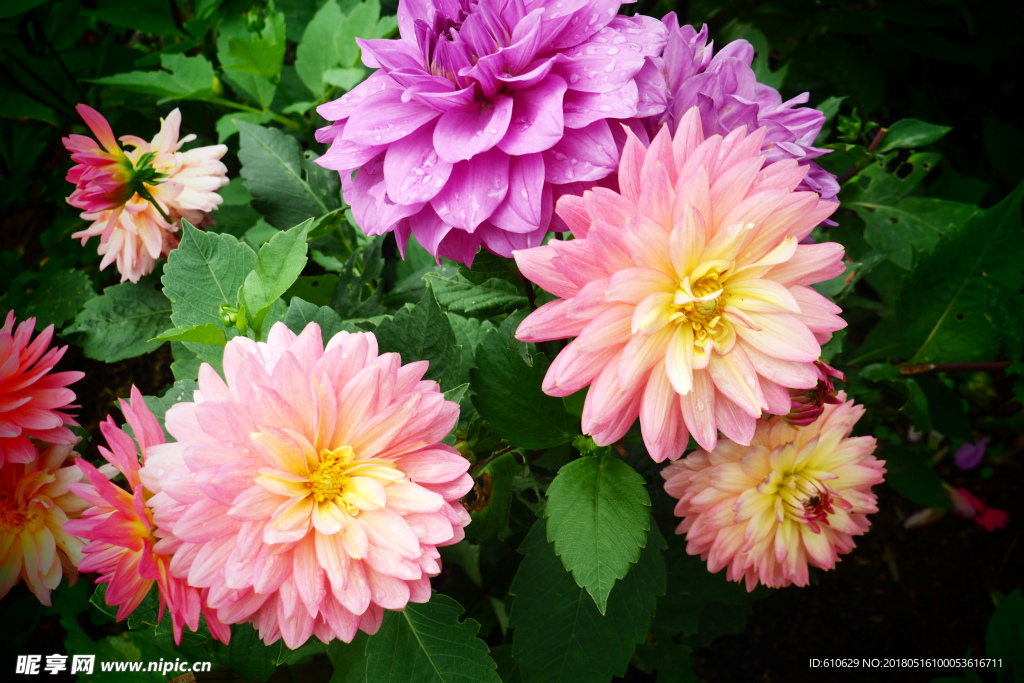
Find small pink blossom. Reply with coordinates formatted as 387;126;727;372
785;360;844;427
0;312;83;466
951;487;1008;532
141;323;473;647
64;387;230;644
662;394;884;590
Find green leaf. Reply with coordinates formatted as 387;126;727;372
457;251;520;287
85;5;189;39
92;54;215;100
64;280;169;362
12;269;94;329
509;520;665;683
229;623;284;680
720;20;788;89
331;237;387;320
0;89;57;124
225;12;287;80
374;285;461;389
327;632;369;683
878;119;952;153
240;219;313;321
150;323;227;346
471;312;577;450
283;296;357;342
899;181;1024;364
544;453;650;613
324;67;369;90
425;273;528;316
162;222;257;368
336;0;388;68
0;0;48;19
144;378;199;437
881;445;952;508
364;593;501;683
216;112;274;143
448;314;494;385
238;122;340;229
295;0;345;96
465;451;522;542
986;589;1024;683
287;274;340;307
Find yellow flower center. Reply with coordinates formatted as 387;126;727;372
310;445;356;503
757;465;844;533
669;262;733;357
0;493;39;533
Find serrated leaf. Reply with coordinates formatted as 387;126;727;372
13;269;94;329
470;312;577;450
283;296;360;342
92;54;215;100
225;12;286;80
238;122;339;228
216;112;274;143
425;273;528;316
241;218;313;319
899;181;1024;363
509;520;665;683
457;251;520;286
161;222;256;369
878;119;952;153
331;237;386;320
150;323;227;345
449;314;494;385
374;285;461;389
544;453;651;613
364;593;501;683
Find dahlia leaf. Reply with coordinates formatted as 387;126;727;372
225;12;286;81
92;54;215;101
365;593;501;683
331;237;386;320
238;122;340;229
465;451;522;542
295;0;345;95
374;284;461;390
150;323;227;346
326;632;369;683
216;113;274;143
509;519;665;683
881;445;952;508
284;297;359;343
162;221;256;369
240;217;313;326
878;119;952;153
424;273;528;317
899;181;1024;364
448;314;494;385
544;452;651;613
229;623;285;681
11;268;95;329
985;588;1024;680
457;251;521;287
470;311;577;450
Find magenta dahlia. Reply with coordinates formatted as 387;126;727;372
315;0;666;264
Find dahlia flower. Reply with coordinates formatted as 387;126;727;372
65;106;229;283
785;360;844;427
514;107;845;459
140;323;472;647
0;312;83;466
315;0;666;264
64;387;230;645
662;394;884;590
639;16;838;205
0;440;89;605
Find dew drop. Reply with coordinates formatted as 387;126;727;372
569;74;581;84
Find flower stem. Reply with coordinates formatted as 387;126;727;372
208;97;303;132
899;361;1015;376
836;126;889;186
135;185;173;224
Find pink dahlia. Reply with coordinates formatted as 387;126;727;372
140;323;473;647
0;312;83;466
65;106;229;283
785;360;844;427
315;0;666;264
662;394;884;590
639;16;838;205
64;387;230;644
0;440;89;604
514;107;845;460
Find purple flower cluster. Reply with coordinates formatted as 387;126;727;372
316;2;840;265
316;0;665;264
639;15;838;206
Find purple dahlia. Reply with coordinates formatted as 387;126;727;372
315;0;666;264
639;15;839;206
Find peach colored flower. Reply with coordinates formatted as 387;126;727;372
662;394;884;590
65;106;228;283
0;440;89;604
0;312;83;466
64;387;230;644
141;323;473;647
513;107;845;460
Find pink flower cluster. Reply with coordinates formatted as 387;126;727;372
64;105;229;283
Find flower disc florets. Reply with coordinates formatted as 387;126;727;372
315;0;667;265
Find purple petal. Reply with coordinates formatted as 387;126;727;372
955;438;990;471
403;81;478;113
542;119;618;184
488;153;548;233
478;221;548;258
562;81;638;129
357;38;425;75
408;207;453;258
495;55;558;90
430;148;510;231
343;88;440;146
433;94;513;163
345;156;424;236
437;227;484;265
384;122;453;204
317;72;401;123
318;134;387;172
498;75;567;156
543;0;620;49
633;60;668;119
551;27;647;94
607;15;668;58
